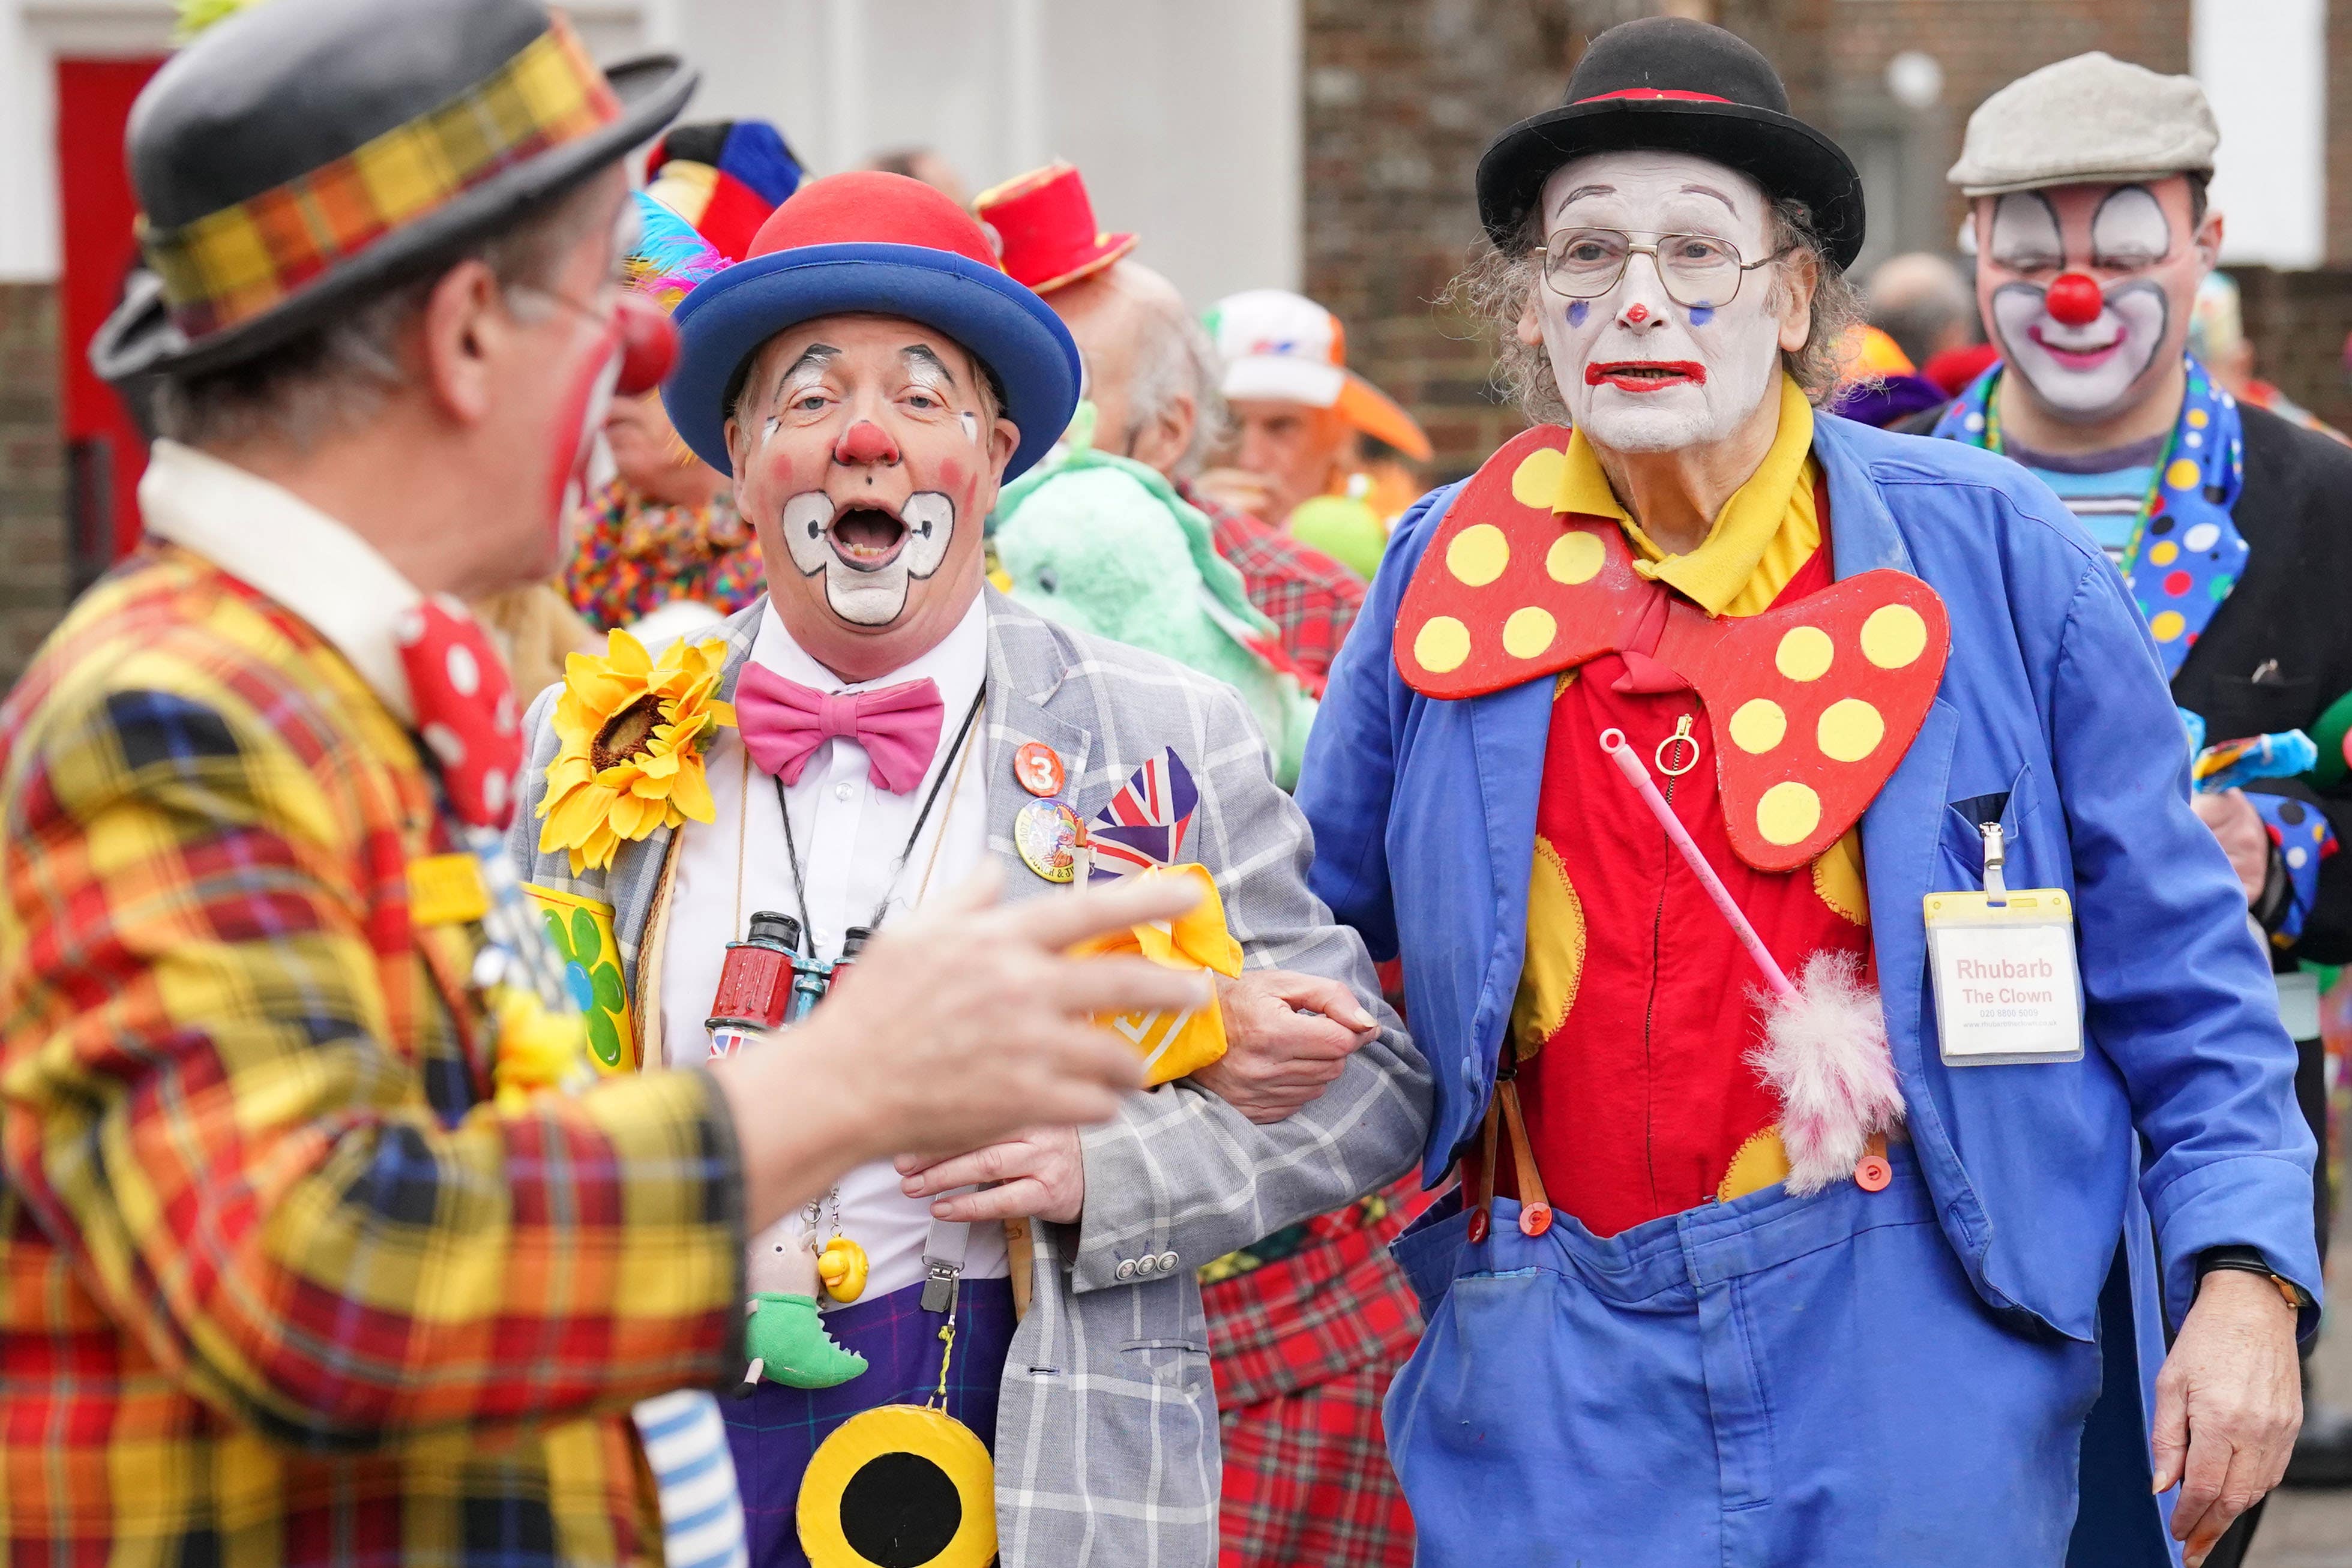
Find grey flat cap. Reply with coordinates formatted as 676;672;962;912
1947;52;2218;197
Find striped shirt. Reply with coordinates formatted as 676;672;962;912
2006;433;2167;564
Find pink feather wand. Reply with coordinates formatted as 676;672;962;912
1598;728;1905;1194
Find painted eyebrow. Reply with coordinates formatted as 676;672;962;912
772;344;841;403
1551;184;1615;219
900;344;960;386
1678;184;1738;210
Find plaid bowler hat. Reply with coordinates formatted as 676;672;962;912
92;0;696;383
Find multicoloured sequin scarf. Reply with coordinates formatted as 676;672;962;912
1932;354;2248;679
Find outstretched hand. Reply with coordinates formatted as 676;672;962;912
2150;1269;2303;1566
1191;969;1381;1124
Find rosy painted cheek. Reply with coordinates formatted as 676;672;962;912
938;456;967;496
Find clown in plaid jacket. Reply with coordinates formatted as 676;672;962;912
0;443;748;1566
508;593;1433;1567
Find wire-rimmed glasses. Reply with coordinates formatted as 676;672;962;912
1538;227;1790;308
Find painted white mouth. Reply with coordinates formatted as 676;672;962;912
777;489;958;626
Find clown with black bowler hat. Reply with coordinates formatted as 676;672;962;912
508;169;1430;1568
1297;16;2317;1564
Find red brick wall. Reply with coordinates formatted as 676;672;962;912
0;284;67;688
1302;0;2195;479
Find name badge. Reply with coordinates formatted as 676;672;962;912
1924;888;2082;1065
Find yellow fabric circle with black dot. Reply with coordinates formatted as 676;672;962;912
1413;616;1471;673
1548;530;1605;584
1503;606;1557;659
1447;524;1510;586
1728;698;1787;754
1816;698;1884;763
1859;604;1927;670
1775;625;1834;681
1757;781;1822;847
799;1405;997;1568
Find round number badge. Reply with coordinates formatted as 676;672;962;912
1013;742;1065;798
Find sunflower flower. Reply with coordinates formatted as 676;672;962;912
538;629;735;873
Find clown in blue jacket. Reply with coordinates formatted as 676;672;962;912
1295;18;2320;1567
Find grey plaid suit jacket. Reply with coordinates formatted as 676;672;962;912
507;591;1431;1566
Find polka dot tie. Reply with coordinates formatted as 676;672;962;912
1392;426;1951;873
394;594;525;831
1932;353;2249;680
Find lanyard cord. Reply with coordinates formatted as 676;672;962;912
774;680;989;958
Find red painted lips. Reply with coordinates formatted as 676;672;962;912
1584;360;1709;392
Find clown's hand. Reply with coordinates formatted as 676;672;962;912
1192;969;1379;1124
2151;1269;2303;1567
2190;788;2270;906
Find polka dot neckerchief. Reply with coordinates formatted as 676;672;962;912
1933;353;2249;681
1392;425;1951;874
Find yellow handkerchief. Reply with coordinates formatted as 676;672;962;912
1072;864;1242;1085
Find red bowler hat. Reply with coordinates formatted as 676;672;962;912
974;162;1138;295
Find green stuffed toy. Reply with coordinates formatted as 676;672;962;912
991;435;1317;788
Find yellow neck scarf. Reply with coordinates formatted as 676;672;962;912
1551;374;1821;619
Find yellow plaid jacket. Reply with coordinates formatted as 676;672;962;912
0;545;745;1567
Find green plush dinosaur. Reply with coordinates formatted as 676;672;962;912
991;437;1317;788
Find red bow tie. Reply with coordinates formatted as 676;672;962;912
1392;427;1950;872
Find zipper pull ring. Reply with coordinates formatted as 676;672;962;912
1979;821;2008;906
1655;713;1700;777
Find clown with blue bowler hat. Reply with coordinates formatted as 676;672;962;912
1297;15;2318;1566
508;170;1431;1568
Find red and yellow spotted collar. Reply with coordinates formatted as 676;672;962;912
1393;426;1950;871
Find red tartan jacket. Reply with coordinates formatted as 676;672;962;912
1184;482;1368;686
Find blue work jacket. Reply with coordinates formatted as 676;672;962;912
1298;412;2322;1347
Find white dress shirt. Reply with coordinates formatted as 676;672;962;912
660;593;1005;1302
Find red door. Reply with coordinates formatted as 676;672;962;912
56;56;166;586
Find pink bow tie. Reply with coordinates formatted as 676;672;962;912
735;664;945;795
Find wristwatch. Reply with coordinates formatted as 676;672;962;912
2197;1245;2306;1312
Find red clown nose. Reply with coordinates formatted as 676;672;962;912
614;294;679;396
2044;273;2105;328
835;419;901;465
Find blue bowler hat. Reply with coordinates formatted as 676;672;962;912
664;170;1081;481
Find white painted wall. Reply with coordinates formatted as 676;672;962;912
3;0;1304;314
667;0;1301;310
2192;0;2327;268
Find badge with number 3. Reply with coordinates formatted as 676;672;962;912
1014;742;1065;798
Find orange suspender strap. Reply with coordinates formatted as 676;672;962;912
1469;1063;1557;1242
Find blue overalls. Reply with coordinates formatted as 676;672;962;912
1295;415;2321;1567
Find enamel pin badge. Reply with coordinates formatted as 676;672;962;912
1014;798;1083;883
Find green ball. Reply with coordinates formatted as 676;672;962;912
1287;494;1386;581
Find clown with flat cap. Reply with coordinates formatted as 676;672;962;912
1924;51;2352;1560
1298;16;2318;1565
508;170;1430;1568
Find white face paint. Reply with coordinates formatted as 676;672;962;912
775;488;959;626
1533;151;1788;453
1984;186;2175;420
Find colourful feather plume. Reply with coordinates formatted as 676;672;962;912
174;0;269;42
626;192;729;314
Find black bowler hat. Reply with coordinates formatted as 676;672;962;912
1476;16;1865;268
91;0;697;383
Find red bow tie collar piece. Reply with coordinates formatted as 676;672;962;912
1392;427;1950;871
